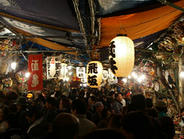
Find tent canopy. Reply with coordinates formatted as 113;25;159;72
0;0;183;60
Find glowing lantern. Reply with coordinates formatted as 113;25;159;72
27;93;33;99
109;35;134;77
87;61;103;88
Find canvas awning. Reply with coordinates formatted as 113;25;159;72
98;0;184;48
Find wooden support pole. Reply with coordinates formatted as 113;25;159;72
178;57;183;108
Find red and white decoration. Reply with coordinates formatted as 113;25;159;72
28;54;43;91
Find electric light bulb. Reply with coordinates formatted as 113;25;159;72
25;72;30;78
11;62;17;70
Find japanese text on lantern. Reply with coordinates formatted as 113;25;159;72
88;63;98;86
109;41;117;74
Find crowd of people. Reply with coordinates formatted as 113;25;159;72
0;87;178;139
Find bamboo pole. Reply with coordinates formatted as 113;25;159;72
178;57;183;108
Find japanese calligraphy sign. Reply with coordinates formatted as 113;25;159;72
46;56;61;79
87;61;103;88
76;67;87;83
109;36;134;77
28;54;43;91
76;67;85;78
60;63;67;80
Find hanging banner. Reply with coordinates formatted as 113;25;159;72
76;67;85;78
80;74;87;83
46;56;61;79
28;54;43;91
60;63;67;80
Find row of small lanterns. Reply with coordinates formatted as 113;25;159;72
87;35;135;88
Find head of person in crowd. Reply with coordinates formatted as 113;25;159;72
155;100;167;118
59;95;71;113
115;93;123;103
129;94;146;111
16;96;27;111
145;98;153;109
145;98;158;118
41;89;48;99
0;106;9;133
83;128;127;139
159;116;175;139
0;107;6;122
108;114;123;129
122;111;160;139
52;113;79;139
88;96;96;106
25;105;42;124
95;101;104;113
79;89;85;98
45;97;58;110
109;91;115;99
6;92;18;102
71;99;87;115
35;93;45;106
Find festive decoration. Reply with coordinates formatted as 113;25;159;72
102;70;108;80
27;93;33;99
28;54;43;91
108;69;118;84
76;67;85;78
60;63;67;80
109;35;134;77
2;78;13;87
0;39;19;51
87;61;103;88
46;56;61;79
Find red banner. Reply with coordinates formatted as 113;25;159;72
28;54;43;91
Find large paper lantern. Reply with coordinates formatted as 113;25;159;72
87;61;103;88
109;35;134;77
